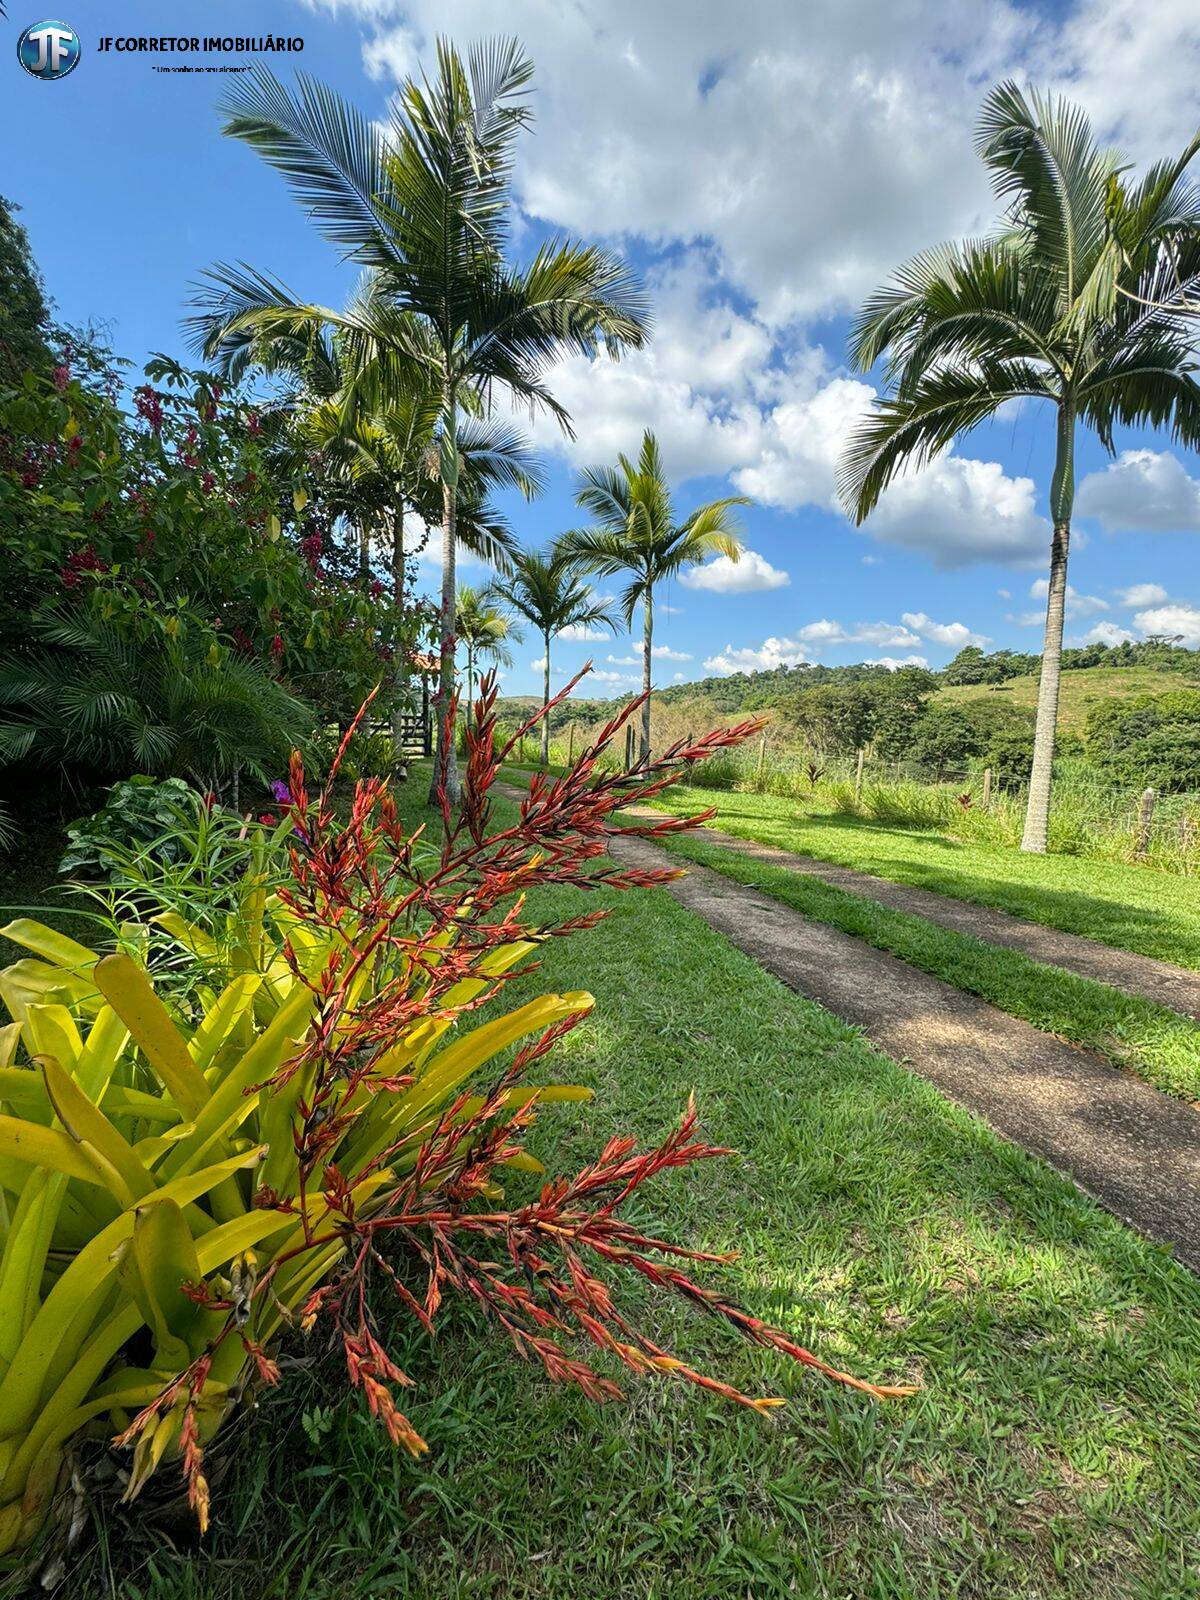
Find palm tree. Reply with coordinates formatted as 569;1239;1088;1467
456;583;519;708
488;551;616;766
840;82;1200;852
564;431;747;762
189;40;648;805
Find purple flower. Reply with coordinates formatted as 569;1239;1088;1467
270;779;290;804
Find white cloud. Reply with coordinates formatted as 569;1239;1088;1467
796;618;923;648
1029;578;1108;618
559;623;611;642
866;456;1050;569
1076;449;1200;534
589;667;641;685
1076;621;1136;646
680;549;790;593
863;654;930;670
732;377;875;507
1133;603;1200;646
702;636;811;676
901;612;991;648
351;0;1200;333
1116;582;1169;607
607;643;692;664
997;588;1011;600
1014;581;1109;625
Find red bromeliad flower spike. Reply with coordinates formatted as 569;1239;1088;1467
121;671;911;1529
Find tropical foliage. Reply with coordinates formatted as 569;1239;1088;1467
0;691;908;1570
488;551;616;764
565;431;746;761
191;39;649;805
842;81;1200;851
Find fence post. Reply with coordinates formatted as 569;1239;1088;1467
756;733;767;790
854;747;866;804
1135;786;1157;860
624;723;634;770
982;767;993;809
566;722;575;767
519;734;527;765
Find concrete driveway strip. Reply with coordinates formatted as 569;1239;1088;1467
643;818;1200;1019
609;830;1200;1271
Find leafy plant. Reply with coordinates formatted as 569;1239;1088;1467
842;82;1200;852
59;777;197;880
0;609;313;795
192;40;649;804
0;686;910;1572
565;431;748;763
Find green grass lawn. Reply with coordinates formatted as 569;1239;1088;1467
640;784;1200;970
62;779;1200;1600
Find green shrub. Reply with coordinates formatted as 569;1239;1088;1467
59;777;196;880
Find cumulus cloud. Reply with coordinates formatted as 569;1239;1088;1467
901;612;991;648
1013;581;1108;625
681;549;790;593
1031;578;1108;617
1133;603;1200;646
1076;621;1136;646
796;618;923;648
558;623;612;641
865;456;1050;568
1076;449;1200;534
702;636;811;676
1116;582;1169;607
863;654;931;670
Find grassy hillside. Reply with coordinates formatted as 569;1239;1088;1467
936;665;1200;733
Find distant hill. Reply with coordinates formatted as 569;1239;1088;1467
937;665;1200;732
496;641;1200;744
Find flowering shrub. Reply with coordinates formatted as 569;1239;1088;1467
0;683;910;1568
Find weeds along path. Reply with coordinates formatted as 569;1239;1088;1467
647;816;1200;1018
602;823;1200;1271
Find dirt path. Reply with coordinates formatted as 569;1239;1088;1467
609;828;1200;1270
648;817;1200;1018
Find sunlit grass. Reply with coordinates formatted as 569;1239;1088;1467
64;773;1200;1600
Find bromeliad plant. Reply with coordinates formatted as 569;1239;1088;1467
0;679;911;1567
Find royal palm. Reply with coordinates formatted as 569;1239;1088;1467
191;40;647;803
456;584;519;709
488;551;615;766
565;431;746;762
841;82;1200;852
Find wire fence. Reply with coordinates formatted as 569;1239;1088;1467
500;714;1200;877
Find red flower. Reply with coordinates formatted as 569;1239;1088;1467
258;812;278;826
271;633;284;659
52;365;70;393
247;411;262;436
134;385;164;433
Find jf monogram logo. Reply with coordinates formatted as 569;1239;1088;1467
17;20;81;79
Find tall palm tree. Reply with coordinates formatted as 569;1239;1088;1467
564;431;747;762
488;550;616;765
840;82;1200;852
456;583;519;708
189;40;648;805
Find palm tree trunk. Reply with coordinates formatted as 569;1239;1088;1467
1021;402;1075;854
541;630;551;768
391;504;406;776
639;589;653;764
429;402;460;807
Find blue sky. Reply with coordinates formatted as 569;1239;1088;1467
6;0;1200;696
